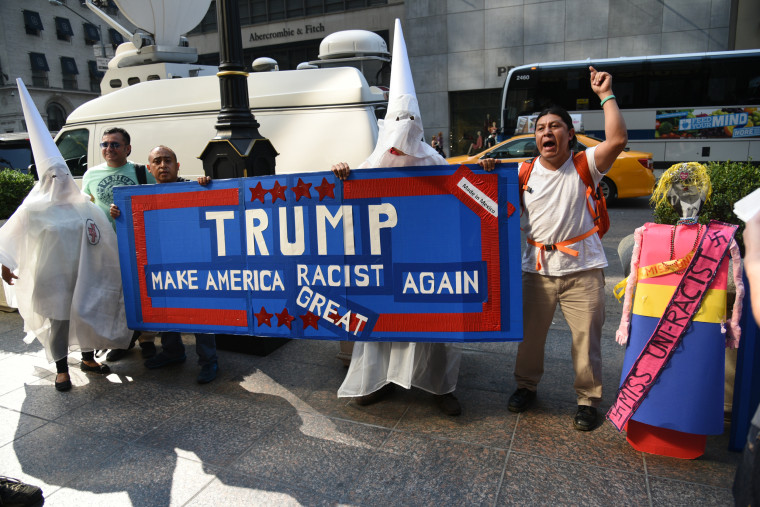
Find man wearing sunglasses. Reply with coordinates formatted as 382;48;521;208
82;127;156;224
82;127;156;362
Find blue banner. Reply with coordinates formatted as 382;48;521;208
114;164;522;342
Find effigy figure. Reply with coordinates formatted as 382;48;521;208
609;162;744;458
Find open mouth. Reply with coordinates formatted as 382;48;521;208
541;139;556;149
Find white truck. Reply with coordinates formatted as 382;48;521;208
55;64;386;179
54;0;390;181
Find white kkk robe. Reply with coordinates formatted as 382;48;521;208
0;161;131;362
338;113;462;397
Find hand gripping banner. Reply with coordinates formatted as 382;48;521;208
607;220;737;431
114;165;522;342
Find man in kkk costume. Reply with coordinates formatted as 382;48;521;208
331;19;462;416
0;79;131;391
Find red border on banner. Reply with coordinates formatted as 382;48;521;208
345;167;501;332
131;189;247;327
130;168;503;334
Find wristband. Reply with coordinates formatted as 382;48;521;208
600;95;616;107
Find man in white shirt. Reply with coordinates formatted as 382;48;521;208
480;66;627;430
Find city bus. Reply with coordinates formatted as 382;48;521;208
500;49;760;168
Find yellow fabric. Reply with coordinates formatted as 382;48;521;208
613;251;695;301
613;279;627;301
638;251;695;280
632;283;726;323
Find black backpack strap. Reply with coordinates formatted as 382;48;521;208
135;164;147;185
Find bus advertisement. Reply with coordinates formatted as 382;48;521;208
500;50;760;168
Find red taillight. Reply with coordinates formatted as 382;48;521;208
638;158;653;170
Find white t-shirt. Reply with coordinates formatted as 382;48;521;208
520;146;608;275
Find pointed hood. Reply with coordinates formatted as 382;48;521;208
16;78;85;205
363;19;443;168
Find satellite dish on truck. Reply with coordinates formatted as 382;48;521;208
85;0;217;93
308;30;390;87
113;0;212;47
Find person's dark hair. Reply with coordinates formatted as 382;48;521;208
102;127;130;145
536;106;576;150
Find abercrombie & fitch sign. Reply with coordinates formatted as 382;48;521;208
248;23;325;43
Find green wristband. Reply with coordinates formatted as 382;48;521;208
600;95;616;107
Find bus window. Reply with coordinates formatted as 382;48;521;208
56;128;89;177
646;57;704;108
706;56;760;105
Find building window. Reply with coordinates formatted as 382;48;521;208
61;57;79;90
268;0;285;20
83;23;100;45
105;0;119;16
109;28;124;50
189;1;217;34
55;17;74;41
325;0;345;13
286;0;304;17
88;60;103;92
29;53;50;87
46;102;67;132
91;0;119;16
305;0;323;15
23;10;44;36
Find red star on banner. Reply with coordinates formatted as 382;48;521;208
300;311;320;330
291;178;312;201
249;182;268;203
275;307;296;330
269;181;287;203
254;306;273;327
315;177;335;201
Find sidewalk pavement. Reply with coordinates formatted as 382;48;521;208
0;305;740;506
0;210;741;506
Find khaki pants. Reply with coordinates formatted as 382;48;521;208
515;269;605;407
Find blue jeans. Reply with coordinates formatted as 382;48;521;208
160;332;217;366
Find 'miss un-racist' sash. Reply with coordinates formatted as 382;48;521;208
607;221;737;431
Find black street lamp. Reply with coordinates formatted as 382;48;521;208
200;0;283;355
199;0;277;179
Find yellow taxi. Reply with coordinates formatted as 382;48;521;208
446;134;655;200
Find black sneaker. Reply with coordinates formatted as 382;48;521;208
0;476;43;506
355;383;395;406
139;341;157;359
573;405;598;431
436;392;462;416
508;388;536;413
106;348;130;362
107;331;139;361
197;363;218;384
